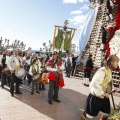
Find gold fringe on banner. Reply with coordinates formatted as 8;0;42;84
52;26;57;48
71;29;76;40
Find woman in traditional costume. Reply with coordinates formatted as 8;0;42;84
80;55;119;120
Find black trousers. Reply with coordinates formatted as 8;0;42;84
10;73;21;94
27;73;32;85
48;80;59;101
0;65;3;80
39;82;45;89
84;69;91;78
107;7;112;14
1;73;11;87
71;64;76;76
102;36;106;44
66;64;71;77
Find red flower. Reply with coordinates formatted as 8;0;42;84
116;10;120;28
105;42;110;55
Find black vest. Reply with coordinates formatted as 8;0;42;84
2;54;6;68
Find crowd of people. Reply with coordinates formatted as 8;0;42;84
0;48;79;105
0;48;120;119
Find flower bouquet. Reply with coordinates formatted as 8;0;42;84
108;103;120;120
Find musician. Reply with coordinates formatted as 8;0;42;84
31;53;37;65
29;58;40;95
80;55;119;120
46;51;64;105
39;57;47;90
24;51;32;85
7;48;23;96
0;49;11;88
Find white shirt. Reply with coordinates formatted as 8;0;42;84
0;55;2;65
7;55;22;71
38;62;44;71
24;56;31;65
65;57;72;64
46;66;57;72
89;69;112;96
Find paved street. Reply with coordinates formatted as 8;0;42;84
0;75;120;120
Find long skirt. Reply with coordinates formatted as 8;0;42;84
84;93;110;117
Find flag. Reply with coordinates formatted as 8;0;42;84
55;28;63;50
64;30;72;51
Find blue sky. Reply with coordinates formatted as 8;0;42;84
0;0;89;50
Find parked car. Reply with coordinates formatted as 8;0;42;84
31;50;40;55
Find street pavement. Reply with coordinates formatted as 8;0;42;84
0;75;120;120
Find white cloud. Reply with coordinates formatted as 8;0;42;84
63;0;77;4
78;0;84;2
69;15;86;25
71;10;82;15
78;0;88;2
80;4;89;10
63;0;88;4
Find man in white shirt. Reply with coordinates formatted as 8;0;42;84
65;53;72;77
23;51;32;85
7;48;23;96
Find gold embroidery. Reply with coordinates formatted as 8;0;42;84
14;66;20;70
90;67;112;99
